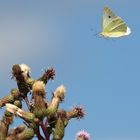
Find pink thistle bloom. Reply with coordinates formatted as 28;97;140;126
76;130;90;140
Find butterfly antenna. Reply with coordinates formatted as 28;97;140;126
90;27;102;38
93;32;99;36
93;32;102;39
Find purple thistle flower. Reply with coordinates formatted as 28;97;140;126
76;130;90;140
74;105;85;119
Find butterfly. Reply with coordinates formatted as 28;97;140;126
100;6;131;38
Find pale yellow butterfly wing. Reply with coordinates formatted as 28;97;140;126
101;6;131;37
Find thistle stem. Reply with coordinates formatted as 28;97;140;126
36;125;45;140
45;117;48;126
40;121;49;140
24;96;31;111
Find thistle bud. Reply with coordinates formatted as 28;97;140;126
0;95;14;107
52;118;65;140
0;111;13;139
32;81;47;119
7;128;34;140
12;64;22;77
17;128;34;140
14;100;22;108
32;81;46;97
6;104;36;123
67;105;85;120
54;85;66;101
46;85;66;117
12;64;31;95
38;68;55;84
8;124;26;135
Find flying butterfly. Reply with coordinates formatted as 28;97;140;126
100;6;131;38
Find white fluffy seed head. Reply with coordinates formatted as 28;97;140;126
20;64;31;75
55;85;66;95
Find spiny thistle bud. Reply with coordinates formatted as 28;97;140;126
0;95;14;107
6;103;22;116
76;130;90;140
26;77;35;89
67;105;85;120
12;64;31;95
13;100;22;108
38;68;55;84
16;128;34;140
74;106;85;119
57;109;67;119
32;81;46;119
14;125;26;133
8;124;26;135
11;88;20;99
12;64;22;77
6;104;37;123
3;110;13;123
32;81;47;119
57;109;68;126
54;85;66;101
32;81;46;97
0;111;13;139
52;118;65;140
0;89;20;108
46;85;66;117
7;127;34;140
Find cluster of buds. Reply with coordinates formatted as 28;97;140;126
0;64;87;140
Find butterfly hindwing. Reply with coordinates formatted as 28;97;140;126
105;17;127;33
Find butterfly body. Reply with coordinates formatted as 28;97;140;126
101;6;131;38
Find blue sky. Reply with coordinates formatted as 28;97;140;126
0;0;140;140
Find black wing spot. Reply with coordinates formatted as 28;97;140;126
108;15;111;18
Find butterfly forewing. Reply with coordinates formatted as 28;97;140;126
102;7;117;31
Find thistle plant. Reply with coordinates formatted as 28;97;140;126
0;64;86;140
